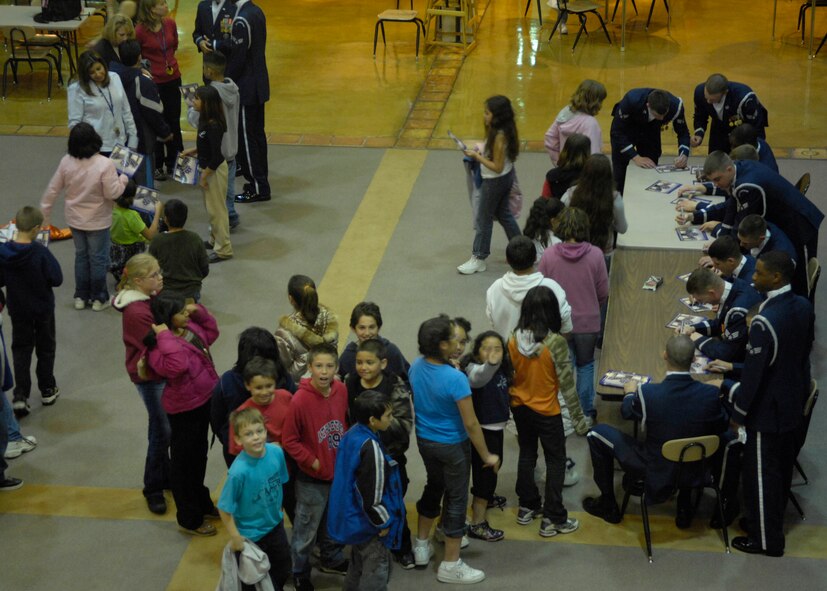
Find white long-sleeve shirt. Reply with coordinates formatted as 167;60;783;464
68;71;138;152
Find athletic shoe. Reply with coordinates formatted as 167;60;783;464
179;522;217;536
394;551;416;570
74;297;86;310
319;561;348;576
146;494;167;515
457;256;486;275
203;240;214;250
12;398;30;418
4;436;37;459
516;506;541;525
487;494;507;510
91;299;110;312
413;540;434;568
41;387;60;406
208;252;231;264
560;23;568;34
539;517;580;538
434;524;470;548
436;559;485;584
0;477;23;491
564;457;580;487
467;520;504;542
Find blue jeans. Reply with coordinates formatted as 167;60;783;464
569;333;599;419
71;227;111;303
415;437;471;538
2;393;22;441
0;391;8;478
226;158;239;226
344;536;391;591
471;170;520;260
291;476;346;577
135;381;171;498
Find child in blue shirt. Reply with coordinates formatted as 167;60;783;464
218;408;291;590
328;390;405;591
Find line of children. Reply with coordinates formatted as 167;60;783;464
344;338;414;567
0;207;63;418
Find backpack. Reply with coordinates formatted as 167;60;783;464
34;0;83;23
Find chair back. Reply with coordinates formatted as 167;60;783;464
662;435;719;463
795;379;818;455
807;257;820;302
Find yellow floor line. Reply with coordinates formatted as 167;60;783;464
317;148;428;338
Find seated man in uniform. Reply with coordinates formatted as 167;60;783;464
682;267;762;362
582;335;729;527
729;123;778;173
702;234;755;284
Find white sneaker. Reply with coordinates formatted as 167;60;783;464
74;298;86;310
437;559;485;584
434;524;470;548
92;299;110;312
4;436;37;459
457;256;486;275
564;458;580;487
413;540;434;567
560;23;568;35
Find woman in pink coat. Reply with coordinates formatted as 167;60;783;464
545;80;607;165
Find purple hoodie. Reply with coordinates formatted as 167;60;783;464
537;242;609;333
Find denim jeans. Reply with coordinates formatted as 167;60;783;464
344;536;391;591
291;477;345;577
512;405;568;522
2;392;22;441
71;227;111;303
135;381;171;498
0;391;9;478
225;158;239;226
472;169;520;260
569;333;599;419
415;437;471;538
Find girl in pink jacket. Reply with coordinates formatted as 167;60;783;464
144;293;219;536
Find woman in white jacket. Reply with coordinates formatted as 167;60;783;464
68;50;138;155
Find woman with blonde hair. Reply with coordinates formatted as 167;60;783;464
90;13;135;66
274;275;339;381
113;253;171;516
545;80;607;164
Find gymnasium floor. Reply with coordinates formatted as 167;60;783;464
0;1;825;589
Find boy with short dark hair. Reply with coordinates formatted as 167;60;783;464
328;390;405;591
218;407;291;590
344;338;414;568
0;206;63;417
282;343;348;591
148;199;209;301
338;301;409;380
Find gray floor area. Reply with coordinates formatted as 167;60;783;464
1;137;825;589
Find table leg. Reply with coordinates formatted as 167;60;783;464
808;0;816;58
621;0;626;51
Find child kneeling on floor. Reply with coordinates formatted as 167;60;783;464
218;407;292;591
328;390;405;591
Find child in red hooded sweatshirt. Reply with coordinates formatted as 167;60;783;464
282;342;349;590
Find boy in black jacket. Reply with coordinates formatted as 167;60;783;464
0;206;63;417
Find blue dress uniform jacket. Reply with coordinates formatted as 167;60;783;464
723;288;814;433
619;374;728;503
756;138;778;173
610;88;690;192
692;277;762;362
328;424;405;550
690;161;824;257
725;254;756;284
225;0;269;106
750;221;797;265
192;0;236;53
692;81;768;153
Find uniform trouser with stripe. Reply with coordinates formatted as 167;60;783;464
741;429;796;553
237;103;271;197
587;425;646;506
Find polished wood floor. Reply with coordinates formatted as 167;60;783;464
1;0;826;155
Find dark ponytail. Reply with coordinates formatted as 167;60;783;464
143;293;186;349
287;274;319;326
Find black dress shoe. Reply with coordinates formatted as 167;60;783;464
732;536;783;557
234;190;271;204
582;496;622;524
146;494;167;515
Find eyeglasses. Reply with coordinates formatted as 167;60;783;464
145;270;163;279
